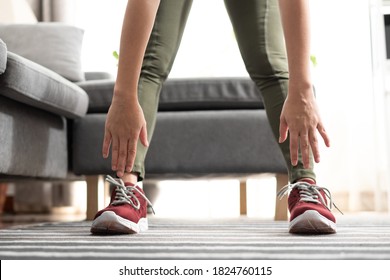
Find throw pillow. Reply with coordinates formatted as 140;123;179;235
0;23;85;82
0;39;6;74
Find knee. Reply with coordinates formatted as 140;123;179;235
248;72;289;93
248;53;288;77
141;48;176;84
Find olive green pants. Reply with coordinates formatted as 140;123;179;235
133;0;315;183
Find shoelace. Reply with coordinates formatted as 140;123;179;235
277;181;343;214
106;175;155;214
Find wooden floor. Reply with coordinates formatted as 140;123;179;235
0;212;86;229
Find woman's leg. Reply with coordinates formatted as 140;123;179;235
224;0;315;183
130;0;193;181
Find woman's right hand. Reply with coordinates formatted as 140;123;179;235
102;95;149;178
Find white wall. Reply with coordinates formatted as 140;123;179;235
74;0;127;74
169;0;247;78
309;0;389;211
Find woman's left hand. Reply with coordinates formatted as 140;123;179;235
279;85;330;169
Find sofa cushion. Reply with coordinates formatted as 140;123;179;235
0;23;85;82
76;79;115;113
0;39;6;74
77;78;265;113
159;78;265;110
0;52;88;119
71;110;286;176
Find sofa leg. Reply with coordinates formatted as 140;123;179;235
0;183;8;214
239;180;247;216
86;175;110;220
275;173;289;221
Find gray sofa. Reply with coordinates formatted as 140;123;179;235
0;24;88;180
0;23;288;220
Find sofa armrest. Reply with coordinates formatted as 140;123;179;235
0;52;89;119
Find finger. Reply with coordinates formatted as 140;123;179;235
102;129;112;158
125;139;138;173
289;131;299;166
300;133;311;169
279;118;289;143
309;129;320;163
111;137;119;172
140;124;149;147
116;138;128;178
318;122;331;147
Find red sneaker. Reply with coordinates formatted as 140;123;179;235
91;176;154;234
278;181;339;234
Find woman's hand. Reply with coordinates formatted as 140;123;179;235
279;85;330;169
102;95;149;178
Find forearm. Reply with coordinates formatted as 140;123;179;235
114;0;160;101
278;0;312;94
278;0;331;168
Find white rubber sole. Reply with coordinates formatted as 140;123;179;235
289;210;336;234
90;211;148;234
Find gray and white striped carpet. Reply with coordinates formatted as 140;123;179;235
1;215;390;259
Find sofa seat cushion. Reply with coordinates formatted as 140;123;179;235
77;78;264;113
71;110;286;176
0;52;88;119
0;39;6;74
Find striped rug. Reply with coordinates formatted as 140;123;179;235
1;215;390;259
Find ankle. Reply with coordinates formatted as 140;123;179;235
122;172;139;185
297;178;316;185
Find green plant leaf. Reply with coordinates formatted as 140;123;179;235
113;50;119;60
310;55;317;67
